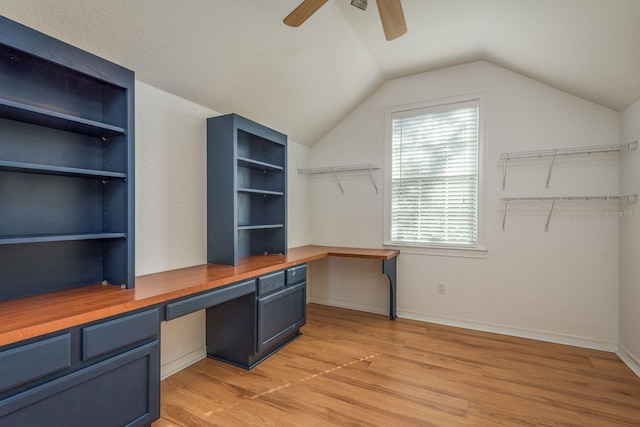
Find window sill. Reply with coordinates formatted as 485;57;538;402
383;243;488;259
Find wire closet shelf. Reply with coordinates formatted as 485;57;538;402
298;164;380;195
501;142;637;189
500;194;638;231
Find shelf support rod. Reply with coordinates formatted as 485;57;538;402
333;168;344;195
546;150;557;188
369;164;379;194
545;197;557;231
502;157;509;190
502;200;509;231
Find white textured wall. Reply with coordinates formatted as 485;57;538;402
135;81;311;377
619;100;640;375
308;61;621;349
135;81;211;276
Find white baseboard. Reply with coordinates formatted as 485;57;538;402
617;345;640;378
308;298;618;353
308;296;388;317
398;309;618;352
161;346;207;380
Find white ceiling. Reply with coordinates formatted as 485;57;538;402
1;0;639;146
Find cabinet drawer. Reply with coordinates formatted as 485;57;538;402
82;309;159;361
257;271;285;296
286;264;306;285
257;282;306;354
0;341;159;427
0;334;71;393
165;279;256;320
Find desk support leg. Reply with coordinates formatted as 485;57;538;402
382;258;397;320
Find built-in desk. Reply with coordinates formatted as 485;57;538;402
0;245;398;425
0;245;399;348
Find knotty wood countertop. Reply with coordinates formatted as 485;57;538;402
0;245;398;347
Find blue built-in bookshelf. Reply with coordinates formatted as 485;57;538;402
0;16;135;301
207;113;287;266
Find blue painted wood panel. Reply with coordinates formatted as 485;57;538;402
0;334;71;393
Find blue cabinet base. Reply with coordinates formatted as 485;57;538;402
0;309;160;427
206;266;307;370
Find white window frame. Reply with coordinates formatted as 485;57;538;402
383;92;487;258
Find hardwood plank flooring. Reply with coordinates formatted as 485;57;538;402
154;304;640;426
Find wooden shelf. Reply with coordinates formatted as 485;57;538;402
0;160;126;179
237;188;284;196
0;232;126;245
237;157;283;171
0;98;126;138
237;224;284;230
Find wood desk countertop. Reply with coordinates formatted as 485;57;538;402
0;245;399;347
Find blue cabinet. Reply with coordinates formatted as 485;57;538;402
0;16;135;300
207;113;287;266
0;309;160;427
0;16;150;427
206;265;306;369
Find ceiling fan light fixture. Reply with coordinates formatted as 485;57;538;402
351;0;368;11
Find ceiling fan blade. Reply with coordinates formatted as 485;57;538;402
376;0;407;40
284;0;329;27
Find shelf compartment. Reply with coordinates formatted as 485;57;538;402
237;191;285;230
0;160;126;179
237;157;283;172
0;42;128;132
0;98;125;138
0;118;127;175
237;227;286;258
237;163;284;194
237;129;285;168
0;238;127;301
0;233;126;245
0;171;127;237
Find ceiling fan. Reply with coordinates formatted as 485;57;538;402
284;0;407;41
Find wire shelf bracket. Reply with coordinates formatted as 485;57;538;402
501;141;637;189
298;164;380;195
500;194;638;231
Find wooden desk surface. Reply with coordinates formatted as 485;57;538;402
0;245;398;347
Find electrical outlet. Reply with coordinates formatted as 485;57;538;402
437;281;446;294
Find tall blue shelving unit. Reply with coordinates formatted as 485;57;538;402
0;16;135;301
207;113;287;266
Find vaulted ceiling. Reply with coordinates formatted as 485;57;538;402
1;1;639;146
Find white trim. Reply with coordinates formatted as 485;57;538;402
308;300;617;353
398;309;617;352
617;345;640;378
384;243;488;259
160;346;207;380
308;296;388;317
383;91;488;253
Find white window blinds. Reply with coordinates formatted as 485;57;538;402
391;100;479;248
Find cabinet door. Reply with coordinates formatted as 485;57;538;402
0;341;159;427
256;282;306;354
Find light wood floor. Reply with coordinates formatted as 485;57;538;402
154;304;640;426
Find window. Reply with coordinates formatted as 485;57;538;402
385;94;485;250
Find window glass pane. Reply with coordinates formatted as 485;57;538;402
391;101;479;248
